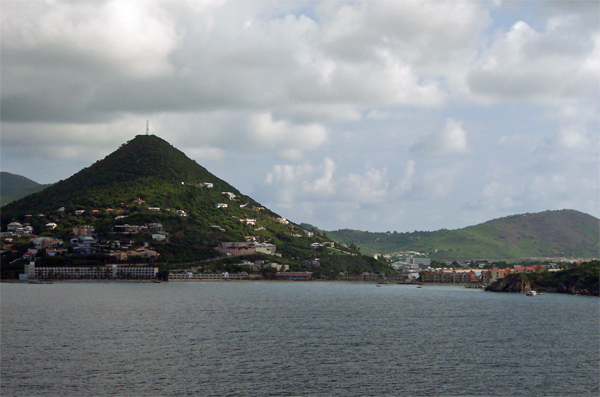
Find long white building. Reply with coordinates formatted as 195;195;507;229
24;262;158;279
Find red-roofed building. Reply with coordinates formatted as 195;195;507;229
421;269;482;284
514;266;540;274
482;267;514;284
276;272;313;280
22;252;36;260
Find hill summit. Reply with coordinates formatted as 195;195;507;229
1;135;386;276
2;135;260;217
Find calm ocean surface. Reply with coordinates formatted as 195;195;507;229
1;282;598;397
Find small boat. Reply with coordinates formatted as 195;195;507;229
416;286;422;289
526;290;537;296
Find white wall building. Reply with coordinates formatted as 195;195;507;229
27;262;158;279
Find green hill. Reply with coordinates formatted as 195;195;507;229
1;172;51;206
326;210;599;260
1;135;388;276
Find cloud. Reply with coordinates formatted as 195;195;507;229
1;1;598;232
466;14;599;103
479;181;520;211
186;146;225;162
0;0;455;125
2;1;178;78
394;159;416;196
247;113;328;159
264;158;336;203
337;163;389;204
264;157;399;204
421;165;461;198
410;118;469;155
319;1;490;73
549;126;589;151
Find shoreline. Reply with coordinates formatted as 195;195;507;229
2;279;471;286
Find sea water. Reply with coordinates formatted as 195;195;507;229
1;282;598;396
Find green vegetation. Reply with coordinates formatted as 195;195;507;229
1;172;52;206
326;210;599;259
486;261;599;296
1;135;389;276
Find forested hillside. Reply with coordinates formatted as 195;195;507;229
1;135;389;275
1;172;51;206
326;210;599;259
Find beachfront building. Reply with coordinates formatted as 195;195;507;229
481;267;514;284
24;262;158;279
276;272;313;280
420;269;481;284
169;272;249;280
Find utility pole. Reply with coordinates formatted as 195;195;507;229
146;120;149;135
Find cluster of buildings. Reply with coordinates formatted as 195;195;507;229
420;269;481;284
390;253;431;270
215;241;278;256
6;222;33;235
168;270;313;281
480;265;541;284
418;265;544;284
68;224;160;261
3;221;162;263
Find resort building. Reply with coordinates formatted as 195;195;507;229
420;269;481;284
24;262;158;280
169;272;249;280
481;267;513;284
276;272;313;280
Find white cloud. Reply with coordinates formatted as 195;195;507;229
265;158;336;203
320;1;489;72
466;15;599;103
542;102;599;153
549;126;589;150
186;146;225;162
410;118;469;155
1;1;598;232
338;163;389;204
2;1;179;79
264;158;396;205
247;113;328;159
480;181;520;211
422;165;461;198
394;159;416;196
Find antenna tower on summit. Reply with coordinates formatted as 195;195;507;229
146;120;149;135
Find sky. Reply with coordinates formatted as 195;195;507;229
1;0;598;232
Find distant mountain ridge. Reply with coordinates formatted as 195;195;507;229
1;172;51;206
326;210;599;260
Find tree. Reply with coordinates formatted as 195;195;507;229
261;266;277;279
